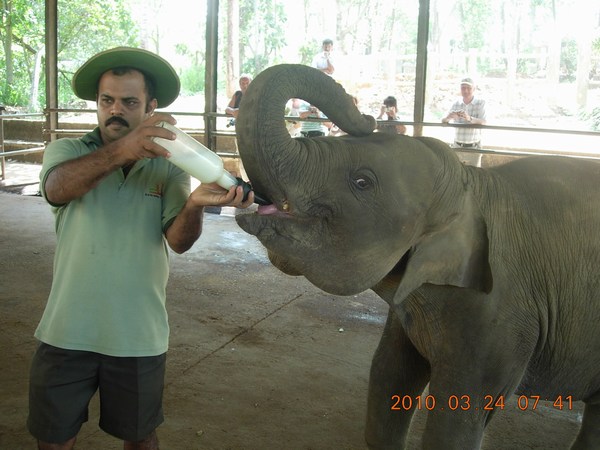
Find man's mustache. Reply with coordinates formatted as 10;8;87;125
105;116;129;128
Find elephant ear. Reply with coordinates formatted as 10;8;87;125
388;191;493;305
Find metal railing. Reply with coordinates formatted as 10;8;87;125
2;107;599;183
0;111;46;181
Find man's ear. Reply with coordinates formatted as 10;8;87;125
146;98;158;114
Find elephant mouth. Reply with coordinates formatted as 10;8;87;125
236;200;323;252
257;201;291;217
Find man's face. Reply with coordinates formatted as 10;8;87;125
460;83;474;100
239;76;251;92
323;43;333;53
96;70;156;144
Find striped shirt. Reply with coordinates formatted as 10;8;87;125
447;97;486;144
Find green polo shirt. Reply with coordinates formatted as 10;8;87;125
36;128;190;357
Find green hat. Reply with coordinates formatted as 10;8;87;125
72;47;180;108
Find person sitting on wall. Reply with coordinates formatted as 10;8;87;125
225;74;252;127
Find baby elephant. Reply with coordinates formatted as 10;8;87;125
234;63;600;449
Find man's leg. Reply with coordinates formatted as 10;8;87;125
28;343;99;448
124;431;159;450
37;436;77;450
99;353;166;445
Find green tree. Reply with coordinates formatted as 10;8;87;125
0;0;139;110
238;0;287;76
456;0;492;51
0;0;45;108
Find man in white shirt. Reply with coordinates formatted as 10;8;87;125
312;38;335;76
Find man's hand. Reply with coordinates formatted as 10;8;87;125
44;113;179;205
165;180;255;254
189;182;255;209
457;110;470;122
443;111;460;123
111;113;178;166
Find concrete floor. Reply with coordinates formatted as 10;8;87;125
0;162;584;449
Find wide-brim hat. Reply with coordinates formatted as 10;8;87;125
72;47;180;108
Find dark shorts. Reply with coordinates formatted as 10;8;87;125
27;342;166;444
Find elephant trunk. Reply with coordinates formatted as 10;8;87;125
236;64;377;203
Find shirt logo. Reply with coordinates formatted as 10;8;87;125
145;183;164;199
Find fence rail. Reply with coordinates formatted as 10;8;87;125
2;108;599;182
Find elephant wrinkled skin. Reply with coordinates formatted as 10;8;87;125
234;64;600;449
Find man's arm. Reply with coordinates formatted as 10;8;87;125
459;104;487;125
324;58;335;75
225;93;240;117
44;114;176;205
165;183;254;254
468;100;487;125
442;111;460;123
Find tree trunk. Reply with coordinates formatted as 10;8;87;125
574;0;595;108
29;47;44;111
226;0;240;98
3;0;14;89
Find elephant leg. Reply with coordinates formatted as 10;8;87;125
365;308;430;450
421;369;519;450
571;398;600;449
421;403;487;450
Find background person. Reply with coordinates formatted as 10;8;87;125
225;74;253;178
376;95;406;135
299;103;331;137
311;38;335;76
27;47;253;450
285;98;302;137
225;73;252;126
441;77;487;145
442;77;487;166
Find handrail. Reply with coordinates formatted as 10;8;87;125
0;112;46;120
0;112;45;180
2;107;599;182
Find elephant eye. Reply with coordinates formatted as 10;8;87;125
352;177;372;190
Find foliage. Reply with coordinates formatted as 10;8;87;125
455;0;492;51
593;36;600;55
238;0;287;76
560;39;577;82
179;66;205;96
0;0;139;110
175;43;205;95
581;107;600;131
299;40;320;66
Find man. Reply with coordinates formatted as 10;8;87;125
27;47;253;450
376;95;407;135
442;77;487;166
311;38;335;76
225;73;252;124
299;103;331;137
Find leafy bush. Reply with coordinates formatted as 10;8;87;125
584;107;600;131
179;66;206;96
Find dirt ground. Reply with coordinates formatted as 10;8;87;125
0;164;584;449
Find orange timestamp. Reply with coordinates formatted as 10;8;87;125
390;394;574;411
